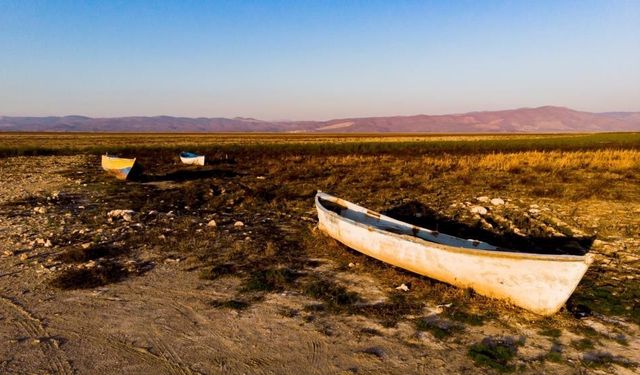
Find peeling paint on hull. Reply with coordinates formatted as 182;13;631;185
315;191;593;316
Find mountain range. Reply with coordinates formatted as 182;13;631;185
1;106;639;133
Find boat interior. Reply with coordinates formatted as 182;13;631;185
318;195;593;256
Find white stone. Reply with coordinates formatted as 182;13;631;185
207;219;217;228
395;283;410;292
490;198;505;206
476;196;490;203
234;221;245;227
470;206;488;215
33;207;47;214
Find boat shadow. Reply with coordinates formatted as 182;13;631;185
382;201;594;256
133;167;238;183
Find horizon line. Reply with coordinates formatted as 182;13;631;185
3;105;640;122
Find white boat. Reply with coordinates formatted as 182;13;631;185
179;151;205;166
315;191;593;316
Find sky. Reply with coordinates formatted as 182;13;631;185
0;0;639;120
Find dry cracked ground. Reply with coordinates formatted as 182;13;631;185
0;151;639;374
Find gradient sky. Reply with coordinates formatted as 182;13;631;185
1;0;639;120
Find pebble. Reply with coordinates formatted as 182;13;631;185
476;196;490;203
207;219;217;228
490;198;505;206
33;206;47;214
107;209;135;222
395;283;410;292
234;221;245;227
470;206;488;215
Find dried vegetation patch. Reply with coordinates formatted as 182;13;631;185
0;134;638;373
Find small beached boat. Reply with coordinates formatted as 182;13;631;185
180;152;205;166
101;155;138;180
315;191;593;315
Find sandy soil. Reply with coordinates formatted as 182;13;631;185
0;155;638;374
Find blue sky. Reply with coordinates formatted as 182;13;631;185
1;0;638;119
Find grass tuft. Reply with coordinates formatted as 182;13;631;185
242;268;300;292
468;336;521;373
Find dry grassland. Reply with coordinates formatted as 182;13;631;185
0;133;638;373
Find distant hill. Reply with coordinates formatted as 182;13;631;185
1;106;639;133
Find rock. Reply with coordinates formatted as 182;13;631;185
395;283;410;292
348;262;355;268
19;253;29;261
36;238;46;246
234;221;245;227
528;208;541;215
33;206;47;214
490;198;505;206
476;196;490;203
44;240;52;248
470;206;488;215
207;219;217;228
256;176;266;180
147;210;158;216
107;209;135;222
81;242;92;249
3;250;14;257
360;346;386;359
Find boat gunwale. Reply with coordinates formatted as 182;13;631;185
102;154;137;164
316;191;592;263
180;151;203;158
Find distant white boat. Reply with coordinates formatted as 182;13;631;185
179;151;205;166
315;191;593;316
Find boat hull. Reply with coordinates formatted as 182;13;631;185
315;192;593;316
180;155;205;166
101;155;138;180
